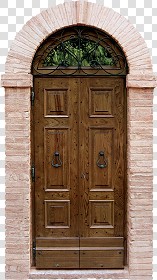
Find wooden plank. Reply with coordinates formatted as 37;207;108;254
80;250;124;269
80;237;124;247
36;237;79;248
36;250;79;269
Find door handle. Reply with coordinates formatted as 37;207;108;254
96;151;107;168
51;151;62;168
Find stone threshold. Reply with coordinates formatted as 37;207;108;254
29;267;129;279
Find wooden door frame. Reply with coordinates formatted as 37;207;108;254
2;2;155;279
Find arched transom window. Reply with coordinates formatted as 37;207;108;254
32;26;127;76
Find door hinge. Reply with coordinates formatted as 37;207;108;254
33;239;36;259
31;89;35;106
31;164;35;182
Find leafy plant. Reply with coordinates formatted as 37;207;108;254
43;38;115;68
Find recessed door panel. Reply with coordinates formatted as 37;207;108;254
45;200;70;228
33;76;126;269
89;87;114;117
44;128;69;191
44;88;68;117
89;200;114;228
89;128;114;190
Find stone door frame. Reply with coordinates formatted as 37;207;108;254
2;1;156;279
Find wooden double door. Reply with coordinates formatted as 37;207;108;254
33;76;126;269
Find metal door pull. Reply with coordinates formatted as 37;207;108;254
51;151;62;168
96;151;107;168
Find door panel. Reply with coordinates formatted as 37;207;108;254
79;78;125;267
33;76;126;269
89;87;114;117
44;88;69;117
34;77;79;268
89;127;114;190
44;127;70;190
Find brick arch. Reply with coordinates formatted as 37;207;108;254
5;1;153;75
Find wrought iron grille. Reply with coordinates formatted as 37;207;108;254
32;26;128;76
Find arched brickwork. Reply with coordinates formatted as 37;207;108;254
5;1;153;75
2;1;156;280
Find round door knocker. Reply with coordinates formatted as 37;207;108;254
96;151;108;168
51;151;62;168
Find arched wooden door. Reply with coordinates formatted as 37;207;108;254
32;26;127;269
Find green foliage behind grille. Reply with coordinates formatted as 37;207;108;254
43;39;115;67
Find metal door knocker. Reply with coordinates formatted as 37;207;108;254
51;151;62;168
96;151;108;168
